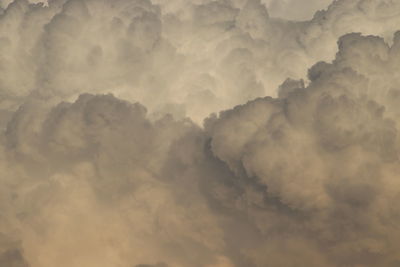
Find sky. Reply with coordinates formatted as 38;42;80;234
262;0;333;20
0;0;333;20
1;0;400;267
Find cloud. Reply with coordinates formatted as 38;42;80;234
1;0;400;267
1;93;229;267
1;0;400;122
204;31;400;266
1;30;400;266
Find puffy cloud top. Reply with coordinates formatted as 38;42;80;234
0;0;400;122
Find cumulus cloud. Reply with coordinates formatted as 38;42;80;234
2;93;227;267
204;31;400;266
1;0;400;267
1;0;400;122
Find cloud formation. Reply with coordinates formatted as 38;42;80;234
205;31;400;266
1;0;400;122
1;0;400;267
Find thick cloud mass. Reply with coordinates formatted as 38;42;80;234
2;0;400;266
1;0;400;122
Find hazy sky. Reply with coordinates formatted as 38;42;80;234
263;0;333;20
1;0;400;267
1;0;334;20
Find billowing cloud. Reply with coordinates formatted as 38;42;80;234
1;0;400;122
205;31;400;266
1;0;400;267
